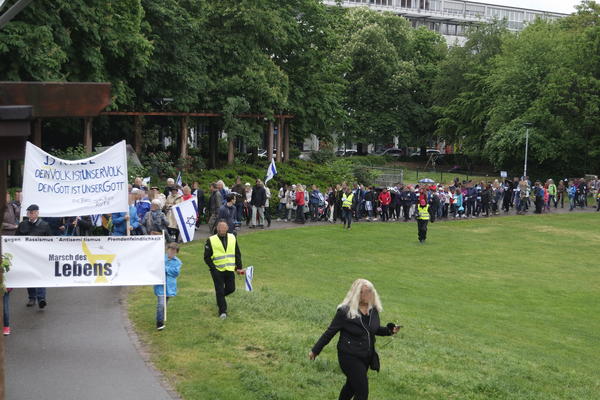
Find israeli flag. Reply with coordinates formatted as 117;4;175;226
265;159;277;184
173;198;198;242
142;177;151;185
176;171;182;187
91;214;103;227
245;266;254;292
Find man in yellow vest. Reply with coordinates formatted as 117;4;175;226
204;220;245;319
341;187;354;229
416;198;430;243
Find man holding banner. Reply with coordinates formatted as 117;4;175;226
204;220;244;319
16;204;51;308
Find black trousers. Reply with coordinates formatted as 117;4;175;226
402;204;411;221
209;269;235;315
417;219;428;242
338;353;370;400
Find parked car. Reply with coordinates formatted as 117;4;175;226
335;149;357;157
376;148;403;157
410;149;442;157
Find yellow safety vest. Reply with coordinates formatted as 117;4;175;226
342;193;354;208
209;233;237;272
417;205;430;220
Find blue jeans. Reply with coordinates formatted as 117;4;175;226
156;296;170;324
235;202;244;225
277;203;286;219
27;288;46;301
3;292;9;327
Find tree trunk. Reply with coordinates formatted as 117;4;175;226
267;121;274;163
208;119;218;169
134;115;143;155
227;136;235;165
283;120;290;163
276;117;283;163
179;116;189;161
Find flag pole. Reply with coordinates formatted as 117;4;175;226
164;271;167;322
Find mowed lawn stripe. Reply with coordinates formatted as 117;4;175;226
128;213;600;399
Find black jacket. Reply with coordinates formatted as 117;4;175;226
251;185;266;207
312;306;392;370
16;218;52;236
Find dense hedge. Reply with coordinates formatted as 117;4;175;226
179;156;393;195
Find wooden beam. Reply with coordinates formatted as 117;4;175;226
133;115;142;155
179;116;189;160
0;160;6;400
32;118;42;147
267;121;274;163
83;117;93;154
276;117;283;163
100;111;294;119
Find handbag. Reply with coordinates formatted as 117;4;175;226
369;351;380;372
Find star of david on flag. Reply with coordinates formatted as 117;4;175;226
173;198;198;243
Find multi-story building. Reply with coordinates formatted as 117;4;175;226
323;0;567;45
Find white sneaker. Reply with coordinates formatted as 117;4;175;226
219;313;227;320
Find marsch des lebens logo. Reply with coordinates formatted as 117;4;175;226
51;240;120;284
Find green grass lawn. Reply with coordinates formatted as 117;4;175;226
127;213;600;400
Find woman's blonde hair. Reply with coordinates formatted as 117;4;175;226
338;279;382;319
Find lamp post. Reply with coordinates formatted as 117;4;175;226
523;123;532;179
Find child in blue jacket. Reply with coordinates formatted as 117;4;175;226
154;243;182;330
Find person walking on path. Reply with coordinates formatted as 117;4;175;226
217;193;237;234
341;187;354;229
250;179;266;229
295;184;306;224
309;279;400;400
16;204;51;308
378;188;391;222
204;220;245;319
416;198;430;243
207;182;223;233
2;191;18;335
154;243;182;330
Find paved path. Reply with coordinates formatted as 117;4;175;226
5;287;175;400
5;203;597;400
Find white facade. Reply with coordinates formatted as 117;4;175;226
323;0;567;45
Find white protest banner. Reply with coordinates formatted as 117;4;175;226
2;235;165;288
173;198;198;243
21;140;128;218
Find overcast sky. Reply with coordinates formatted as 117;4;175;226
474;0;582;14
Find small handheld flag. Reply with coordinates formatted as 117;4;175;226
245;266;254;291
265;159;277;184
176;171;182;187
173;198;199;242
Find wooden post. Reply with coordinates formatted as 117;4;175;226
32;118;42;147
267;121;274;163
83;117;93;154
276;117;283;163
134;115;143;155
283;120;290;163
227;136;235;165
179;116;189;160
0;160;6;400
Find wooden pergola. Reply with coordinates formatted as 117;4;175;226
100;111;294;165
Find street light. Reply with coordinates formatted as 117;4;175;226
523;123;532;179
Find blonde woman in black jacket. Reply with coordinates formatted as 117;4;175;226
310;279;400;400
